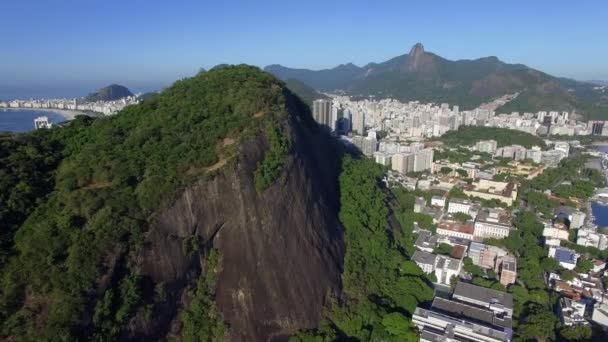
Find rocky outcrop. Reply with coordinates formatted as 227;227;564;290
136;93;344;341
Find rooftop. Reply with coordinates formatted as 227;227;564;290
476;208;512;227
553;248;577;264
414;307;510;342
437;221;475;235
413;251;437;266
436;255;461;271
501;256;517;272
415;230;439;250
432;297;512;330
453;282;513;310
449;198;472;205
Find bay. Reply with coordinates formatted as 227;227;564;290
0;109;67;133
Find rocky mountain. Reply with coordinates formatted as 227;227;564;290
0;66;344;341
85;84;134;102
265;43;608;119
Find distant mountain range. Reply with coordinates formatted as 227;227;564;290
588;80;608;86
266;43;608;119
84;84;133;102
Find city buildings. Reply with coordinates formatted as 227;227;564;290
463;179;518;206
412;251;437;274
352;109;365;134
437;221;475;240
415;230;439;252
312;99;333;128
475;140;498;154
542;222;570;244
474;208;514;239
497;255;517;286
434;255;462;285
351;135;377;157
559;297;588;327
391;148;434;174
447;198;473;215
413;282;513;342
0;96;139;116
467;242;509;269
549;247;579;270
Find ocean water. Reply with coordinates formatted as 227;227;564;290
0;109;67;133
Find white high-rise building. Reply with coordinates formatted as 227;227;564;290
343;108;352;133
352;110;365;135
312;99;332;128
330;106;339;131
391;148;434;174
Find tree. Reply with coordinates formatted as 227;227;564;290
381;312;418;341
448;186;468;199
575;259;593;273
456;169;468;178
439;166;453;175
434;243;453;256
453;212;472;223
463;257;485;277
517;304;559;341
559;325;592;341
540;257;561;273
449;276;458;289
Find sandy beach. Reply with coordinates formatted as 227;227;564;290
25;108;90;120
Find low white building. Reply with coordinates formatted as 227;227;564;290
543;223;570;242
434;255;462;286
413;251;437;274
431;196;446;208
474;208;513;239
447;198;472;215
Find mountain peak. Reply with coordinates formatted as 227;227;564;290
409;42;425;57
406;42;435;73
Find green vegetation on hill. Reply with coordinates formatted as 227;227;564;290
84;84;134;102
254;120;290;192
0;65;291;340
439;126;546;148
295;156;433;341
180;249;226;341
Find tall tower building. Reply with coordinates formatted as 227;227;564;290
343;108;352;133
312;99;332;129
352;110;365;135
590;121;604;136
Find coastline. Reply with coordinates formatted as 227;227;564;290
2;108;90;120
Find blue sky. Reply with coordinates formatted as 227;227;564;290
1;0;607;97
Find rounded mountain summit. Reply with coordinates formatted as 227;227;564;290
84;84;134;102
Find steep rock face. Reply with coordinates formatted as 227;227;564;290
138;94;344;341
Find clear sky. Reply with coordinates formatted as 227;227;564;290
2;0;607;98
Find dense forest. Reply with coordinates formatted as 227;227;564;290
0;66;292;340
293;156;434;341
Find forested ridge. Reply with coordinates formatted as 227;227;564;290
293;156;434;341
0;65;294;340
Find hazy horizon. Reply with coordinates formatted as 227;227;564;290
2;0;608;99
